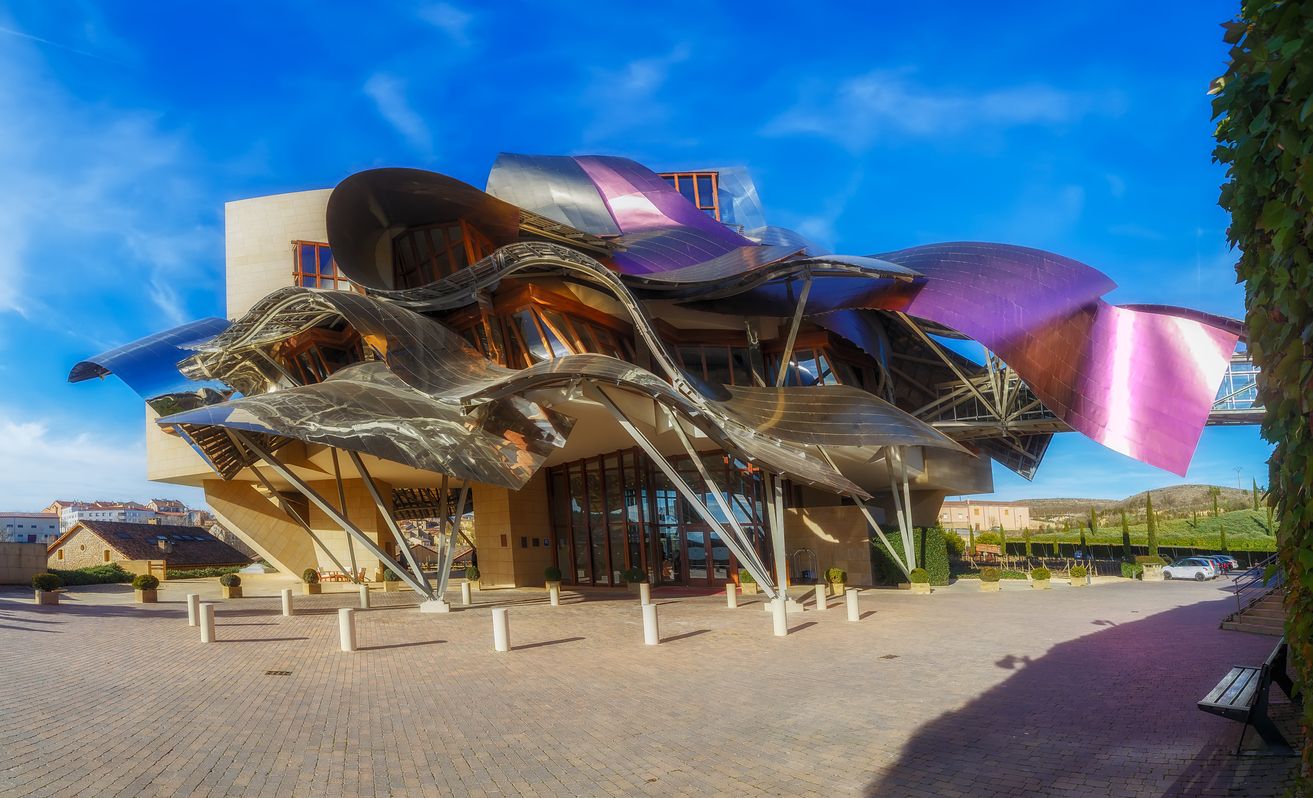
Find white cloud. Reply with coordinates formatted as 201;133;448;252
417;3;474;47
764;69;1122;151
581;45;690;142
364;73;433;158
0;408;198;509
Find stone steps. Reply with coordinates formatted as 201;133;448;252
1221;588;1286;637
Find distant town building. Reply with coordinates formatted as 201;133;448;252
47;521;251;572
0;512;60;544
939;500;1033;532
52;501;157;534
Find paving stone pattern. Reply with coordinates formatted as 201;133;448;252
0;578;1300;797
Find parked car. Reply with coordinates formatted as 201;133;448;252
1163;558;1218;581
1198;555;1237;574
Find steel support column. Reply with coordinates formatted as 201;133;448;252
775;271;813;388
231;432;431;596
330;448;361;581
435;486;470;597
347;450;434;599
248;464;357;582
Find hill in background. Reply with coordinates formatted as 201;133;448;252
1024;484;1256;522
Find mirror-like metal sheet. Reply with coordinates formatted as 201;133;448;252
486;153;621;236
67;317;231;403
161;362;574;490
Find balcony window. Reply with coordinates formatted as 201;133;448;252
392;220;494;289
677;344;755;386
659;171;720;221
292;242;353;290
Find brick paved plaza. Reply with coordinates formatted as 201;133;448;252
0;578;1299;797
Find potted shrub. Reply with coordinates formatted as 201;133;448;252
302;568;322;595
1119;562;1144;581
1069;564;1088;587
32;572;61;606
1135;555;1166;581
1031;566;1052;590
825;567;847;597
622;567;646;593
909;568;931;594
979;567;1001;592
738;569;758;594
132;574;160;603
219;573;242;599
383;569;403;592
464;565;480;590
544;565;562;592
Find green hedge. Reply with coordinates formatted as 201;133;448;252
49;564;134;586
165;566;245;579
872;527;950;586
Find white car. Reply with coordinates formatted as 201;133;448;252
1163;557;1218;581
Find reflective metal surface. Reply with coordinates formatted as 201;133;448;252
67;317;231;409
486;153;621;236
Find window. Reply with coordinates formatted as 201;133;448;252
499;305;634;367
659;171;720;220
292;242;353;291
273;328;363;385
103;549;111;562
392;220;494;289
56;550;64;560
677;344;755;386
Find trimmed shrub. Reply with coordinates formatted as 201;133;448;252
1031;567;1051;581
943;530;966;558
872;527;950;586
1134;554;1167;566
464;565;480;581
166;565;244;580
1070;565;1088;579
825;567;846;584
50;564;133;585
131;574;160;591
979;567;1001;583
1000;569;1028;580
383;569;401;582
302;568;319;584
738;568;755;584
218;573;241;588
544;566;562;582
32;572;61;592
622;567;645;584
909;568;930;584
1120;562;1144;580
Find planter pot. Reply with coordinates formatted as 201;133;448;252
135;588;158;603
466;579;481;591
34;589;59;606
1141;565;1164;582
626;582;643;594
1032;579;1051;590
910;582;931;595
303;583;322;595
740;582;759;594
980;581;1001;592
221;586;243;599
545;580;561;592
1069;579;1087;588
384;581;402;592
829;582;846;597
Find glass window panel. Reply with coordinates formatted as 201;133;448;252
299;274;317;288
662;175;677;190
795;350;820;386
729;348;751;386
550;471;571;583
696;175;714;208
709;532;730;580
703;346;732;385
316;246;333;276
686;530;707;582
586;459;608;585
677;179;696;204
572;319;599;353
299;244;315;273
514;310;550;362
815;352;837;385
680;347;704;378
540;310;580;356
569;467;590;584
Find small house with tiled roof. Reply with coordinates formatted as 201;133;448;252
47;521;251;573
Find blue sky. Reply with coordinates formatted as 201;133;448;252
0;1;1270;509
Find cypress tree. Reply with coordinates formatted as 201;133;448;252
1024;527;1033;558
1211;486;1221;518
1120;510;1132;561
1252;478;1260;512
968;524;976;553
1146;493;1159;559
1220;523;1229;553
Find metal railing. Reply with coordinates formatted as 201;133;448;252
1231;552;1283;616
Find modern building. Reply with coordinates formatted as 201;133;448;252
70;154;1253;603
0;512;60;544
47;521;250;573
938;500;1033;533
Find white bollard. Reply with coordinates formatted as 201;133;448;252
186;593;200;627
461;581;472;606
642;602;660;645
549;584;560;606
358;584;370;609
639;582;651;606
846;588;860;622
726;582;738;609
815;583;828;611
339;608;356;652
199;603;216;643
771;598;788;637
281;588;293;617
492;607;510;652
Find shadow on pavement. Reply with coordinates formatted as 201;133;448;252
863;595;1300;797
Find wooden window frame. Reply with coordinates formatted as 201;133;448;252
292;241;355;291
659;171;721;221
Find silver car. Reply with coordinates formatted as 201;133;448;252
1163;557;1218;581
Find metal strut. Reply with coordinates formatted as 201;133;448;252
434;486;470;598
816;446;910;580
348;450;434;599
588;384;779;599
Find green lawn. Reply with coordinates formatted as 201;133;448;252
1017;509;1277;552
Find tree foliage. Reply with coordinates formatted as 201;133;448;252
1213;1;1313;776
1145;493;1159;558
1121;510;1133;562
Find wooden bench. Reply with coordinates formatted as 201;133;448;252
1197;636;1299;754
